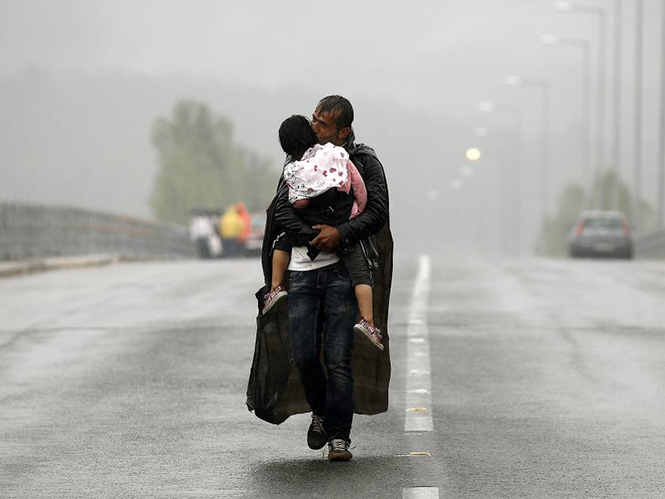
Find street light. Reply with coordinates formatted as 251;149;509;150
466;148;481;161
471;125;525;255
479;101;495;113
553;1;611;205
542;34;592;197
503;75;523;87
540;34;560;45
504;74;551;217
553;1;573;12
473;127;489;138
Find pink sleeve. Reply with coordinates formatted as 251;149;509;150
347;160;367;214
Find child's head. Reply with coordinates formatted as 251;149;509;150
279;115;318;160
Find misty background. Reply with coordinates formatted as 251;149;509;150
1;0;664;254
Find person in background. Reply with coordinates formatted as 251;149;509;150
189;210;215;259
236;202;252;256
219;205;244;258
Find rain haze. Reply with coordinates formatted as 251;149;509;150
4;2;665;497
2;0;664;253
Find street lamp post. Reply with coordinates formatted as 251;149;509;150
660;1;665;228
554;1;608;188
612;0;622;209
503;75;551;217
542;35;592;197
470;127;506;255
633;0;643;233
479;102;523;256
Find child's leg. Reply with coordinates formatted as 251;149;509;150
271;249;290;290
355;284;373;324
341;244;375;324
343;244;382;349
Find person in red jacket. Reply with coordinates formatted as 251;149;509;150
235;202;252;255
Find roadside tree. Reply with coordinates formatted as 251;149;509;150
150;100;274;225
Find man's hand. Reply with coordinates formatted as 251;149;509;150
311;225;341;251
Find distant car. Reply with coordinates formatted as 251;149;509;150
568;211;633;259
244;212;266;257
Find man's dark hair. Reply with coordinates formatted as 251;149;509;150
278;115;318;160
315;95;354;130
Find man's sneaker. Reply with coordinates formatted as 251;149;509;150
262;284;288;315
354;318;384;351
328;439;352;461
307;414;327;450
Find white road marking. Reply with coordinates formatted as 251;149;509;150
396;452;433;458
405;255;433;432
402;487;440;499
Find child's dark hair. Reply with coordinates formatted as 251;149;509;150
279;115;318;160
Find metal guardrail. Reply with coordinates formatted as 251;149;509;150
635;229;665;259
0;202;195;260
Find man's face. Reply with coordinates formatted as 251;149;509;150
311;110;345;146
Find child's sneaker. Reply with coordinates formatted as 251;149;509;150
263;284;288;315
354;318;384;351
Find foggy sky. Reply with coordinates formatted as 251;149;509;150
1;0;664;251
2;1;663;113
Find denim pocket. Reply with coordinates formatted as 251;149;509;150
289;270;305;284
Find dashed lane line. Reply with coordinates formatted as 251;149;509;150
402;486;440;499
405;254;433;433
402;256;439;497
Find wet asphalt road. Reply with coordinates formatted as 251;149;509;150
1;255;664;498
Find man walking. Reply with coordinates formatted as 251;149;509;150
247;95;393;462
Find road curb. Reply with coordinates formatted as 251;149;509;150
0;254;122;278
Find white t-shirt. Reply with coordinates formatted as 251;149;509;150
287;246;340;271
189;216;214;239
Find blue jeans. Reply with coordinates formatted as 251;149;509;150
288;265;357;442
